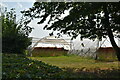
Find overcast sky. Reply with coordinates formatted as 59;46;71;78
1;1;72;39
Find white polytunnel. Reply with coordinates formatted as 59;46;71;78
31;36;71;51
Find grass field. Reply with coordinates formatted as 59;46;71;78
29;55;119;69
29;55;120;78
3;54;120;79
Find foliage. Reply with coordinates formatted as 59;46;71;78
2;54;62;79
2;8;32;54
21;2;120;40
21;2;120;60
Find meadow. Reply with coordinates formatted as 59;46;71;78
29;55;120;78
29;55;119;69
2;53;120;79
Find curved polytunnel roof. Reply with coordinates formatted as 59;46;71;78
34;36;71;50
38;36;68;44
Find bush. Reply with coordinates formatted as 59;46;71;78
2;54;62;79
2;8;32;54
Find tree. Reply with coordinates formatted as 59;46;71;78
2;8;32;54
21;2;120;61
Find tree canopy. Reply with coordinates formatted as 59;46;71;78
2;8;32;54
21;2;120;60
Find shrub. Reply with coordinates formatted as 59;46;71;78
2;8;32;54
2;54;62;79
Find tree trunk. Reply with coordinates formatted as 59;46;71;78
107;29;120;61
103;3;120;61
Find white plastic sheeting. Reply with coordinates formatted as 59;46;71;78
31;36;71;50
30;35;120;58
69;35;120;58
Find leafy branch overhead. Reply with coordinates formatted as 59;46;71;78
21;2;120;61
21;2;120;40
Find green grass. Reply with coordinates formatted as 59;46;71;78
29;55;119;69
3;53;120;79
29;55;120;78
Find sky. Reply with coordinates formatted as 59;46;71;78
1;1;71;39
1;1;120;49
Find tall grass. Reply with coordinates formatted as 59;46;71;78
32;49;68;57
97;52;118;62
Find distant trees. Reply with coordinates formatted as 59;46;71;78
2;8;32;54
